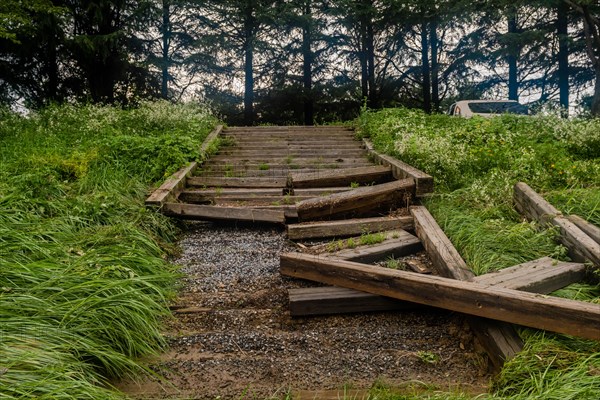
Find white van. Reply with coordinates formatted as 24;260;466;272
448;100;529;118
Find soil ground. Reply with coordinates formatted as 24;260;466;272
116;222;491;399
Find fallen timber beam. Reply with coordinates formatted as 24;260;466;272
162;203;285;224
146;125;223;206
328;230;422;264
296;178;415;222
287;216;414;240
363;139;433;196
288;257;586;316
410;206;524;370
567;215;600;245
514;182;600;268
289;165;393;189
280;253;600;341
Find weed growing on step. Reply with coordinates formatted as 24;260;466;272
359;232;386;246
0;102;217;399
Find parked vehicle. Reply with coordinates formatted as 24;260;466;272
448;100;529;118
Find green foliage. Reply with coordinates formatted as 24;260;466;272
358;108;600;400
0;101;217;399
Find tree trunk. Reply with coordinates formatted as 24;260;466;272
557;1;569;116
421;17;431;113
161;0;171;100
367;16;376;108
302;1;314;125
430;17;439;112
359;18;368;102
243;5;255;126
593;67;600;116
507;10;519;101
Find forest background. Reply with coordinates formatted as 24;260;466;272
2;0;600;125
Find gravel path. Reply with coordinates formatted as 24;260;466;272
117;222;490;399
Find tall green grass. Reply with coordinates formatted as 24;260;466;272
0;101;218;398
357;108;600;399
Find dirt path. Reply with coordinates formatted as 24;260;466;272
116;222;490;399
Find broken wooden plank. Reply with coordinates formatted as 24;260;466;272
363;139;434;196
296;178;415;222
514;182;600;268
567;215;600;245
472;257;586;293
187;176;288;188
289;166;392;189
410;205;524;369
288;257;585;316
162;203;285;224
328;230;422;264
280;253;600;341
287;216;414;240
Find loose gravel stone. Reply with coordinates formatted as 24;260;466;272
116;221;490;400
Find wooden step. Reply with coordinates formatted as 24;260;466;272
288;257;587;316
287;216;414;240
187;177;288;188
179;193;314;205
280;253;600;341
163;203;285;224
218;150;368;157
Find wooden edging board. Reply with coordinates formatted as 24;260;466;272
280;253;600;341
410;205;524;370
288;257;586;316
145;125;223;206
363;139;433;196
514;182;600;268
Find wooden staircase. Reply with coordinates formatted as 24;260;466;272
148;125;428;224
146;125;599;373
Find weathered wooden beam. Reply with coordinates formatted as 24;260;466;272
513;182;561;224
410;205;524;369
296;179;415;222
288;286;415;316
162;203;285;224
145;125;223;207
145;161;198;207
567;215;600;245
287;216;414;240
363;139;433;196
514;182;600;268
328;230;422;264
289;166;392;189
280;253;600;341
178;191;313;204
187;177;288;189
410;206;473;280
288;257;586;317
